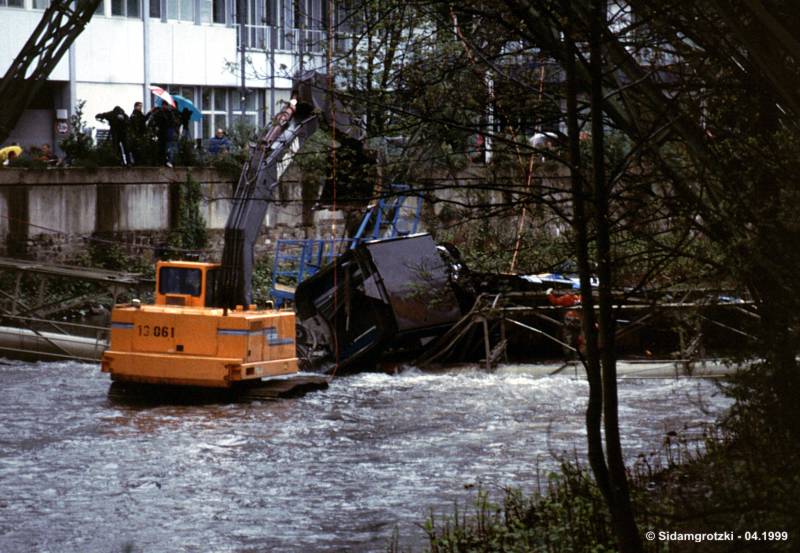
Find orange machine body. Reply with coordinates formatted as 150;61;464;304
101;261;298;388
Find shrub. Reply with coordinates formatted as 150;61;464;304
168;173;208;253
59;100;95;166
421;465;615;553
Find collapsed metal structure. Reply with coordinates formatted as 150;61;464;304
291;233;758;373
0;256;150;361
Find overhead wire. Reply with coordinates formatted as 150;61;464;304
327;0;340;382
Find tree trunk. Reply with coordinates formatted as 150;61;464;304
589;2;643;551
563;2;610;502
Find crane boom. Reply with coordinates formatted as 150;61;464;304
217;71;363;309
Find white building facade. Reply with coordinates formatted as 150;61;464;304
1;0;346;149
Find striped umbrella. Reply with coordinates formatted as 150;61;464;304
149;86;176;108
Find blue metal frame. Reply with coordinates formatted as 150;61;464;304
268;185;423;306
350;184;423;248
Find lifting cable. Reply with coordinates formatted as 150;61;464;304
327;0;340;382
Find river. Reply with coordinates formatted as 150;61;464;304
0;360;732;553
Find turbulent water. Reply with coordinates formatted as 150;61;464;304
0;360;731;553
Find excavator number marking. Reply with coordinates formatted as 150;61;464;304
138;325;175;338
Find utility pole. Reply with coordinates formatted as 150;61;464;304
238;0;247;118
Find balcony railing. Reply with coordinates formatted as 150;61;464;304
239;25;352;54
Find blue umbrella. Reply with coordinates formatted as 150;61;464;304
155;93;202;122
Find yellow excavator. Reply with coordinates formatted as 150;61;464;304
101;72;363;388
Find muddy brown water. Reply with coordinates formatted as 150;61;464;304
0;360;731;552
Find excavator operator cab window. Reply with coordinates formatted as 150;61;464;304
159;267;202;297
154;262;220;308
205;268;221;307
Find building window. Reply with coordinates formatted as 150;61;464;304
32;0;50;8
200;0;225;23
230;91;261;130
0;0;25;7
149;0;160;17
213;0;225;23
236;0;341;53
202;88;229;138
199;87;264;138
111;0;139;17
166;0;193;21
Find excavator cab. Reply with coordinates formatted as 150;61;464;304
155;261;221;308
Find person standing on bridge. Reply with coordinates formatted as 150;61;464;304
151;103;178;167
128;101;149;165
96;106;130;166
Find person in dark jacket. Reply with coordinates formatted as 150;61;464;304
96;106;130;166
130;102;147;135
178;107;193;139
128;101;148;165
151;103;178;167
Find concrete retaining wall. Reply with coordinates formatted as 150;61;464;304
0;163;566;265
0;167;347;262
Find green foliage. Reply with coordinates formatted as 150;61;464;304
88;240;128;271
421;467;615;553
251;256;275;307
168;173;208;253
90;140;127;167
6;154;48;170
211;151;246;181
227;118;258;152
175;137;199;166
59;100;95;165
333;1;503;179
288;131;329;203
434;207;572;275
631;368;800;553
0;240;153;317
